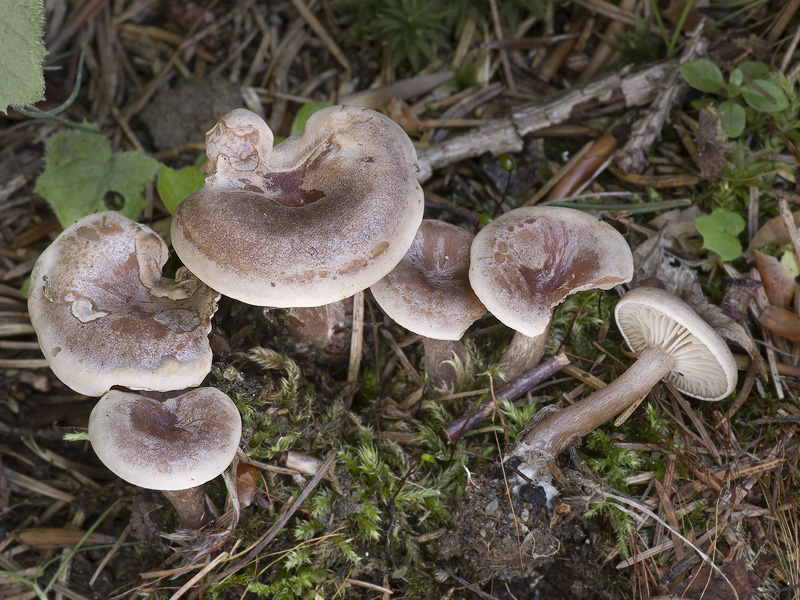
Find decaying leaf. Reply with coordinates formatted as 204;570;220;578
757;305;800;342
753;249;796;309
691;296;766;379
750;211;800;250
672;559;761;600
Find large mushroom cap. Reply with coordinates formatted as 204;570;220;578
28;211;219;397
370;220;486;340
469;207;633;337
89;388;241;490
615;287;737;401
171;106;425;307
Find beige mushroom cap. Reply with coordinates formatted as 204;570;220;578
89;388;241;490
469;207;633;337
371;220;485;340
171;106;425;307
28;212;219;397
615;286;737;401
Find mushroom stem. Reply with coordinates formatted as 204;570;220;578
520;345;676;459
423;337;467;390
162;486;208;530
499;322;550;382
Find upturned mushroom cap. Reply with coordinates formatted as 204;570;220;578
89;388;241;490
615;286;737;401
469;206;633;337
171;106;425;307
28;212;219;397
370;220;486;340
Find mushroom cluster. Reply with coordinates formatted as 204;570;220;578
28;211;240;528
29;105;426;529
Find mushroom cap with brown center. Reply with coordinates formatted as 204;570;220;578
89;388;241;490
371;220;485;340
469;206;633;337
28;212;219;397
615;286;737;401
171;106;425;307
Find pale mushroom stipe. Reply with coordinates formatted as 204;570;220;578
469;206;633;381
28;212;219;397
171;106;425;308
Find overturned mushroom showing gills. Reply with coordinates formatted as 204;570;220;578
469;206;633;381
370;220;486;388
89;388;242;530
28;212;219;397
172;106;425;307
517;286;738;460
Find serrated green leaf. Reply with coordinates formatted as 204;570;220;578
157;163;205;214
694;207;746;261
35;128;160;227
740;79;789;113
719;99;746;138
680;59;725;93
290;101;333;134
0;0;47;113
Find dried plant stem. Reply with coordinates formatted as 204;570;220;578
445;352;569;443
416;59;680;182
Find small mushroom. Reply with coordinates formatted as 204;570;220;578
89;388;242;530
469;206;633;381
371;220;486;388
517;286;738;460
28;212;219;397
171;106;424;308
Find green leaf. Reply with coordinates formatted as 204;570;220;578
290;101;333;134
719;99;746;138
157;163;205;214
737;61;770;79
680;59;725;93
0;0;47;113
740;79;789;113
694;207;746;261
729;68;743;88
35;128;160;227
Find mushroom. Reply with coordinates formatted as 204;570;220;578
469;206;633;381
171;106;425;308
28;212;219;397
370;219;486;388
89;387;242;530
515;286;738;461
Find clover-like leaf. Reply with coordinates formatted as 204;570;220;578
695;207;746;261
35;128;160;227
740;79;789;113
680;59;725;93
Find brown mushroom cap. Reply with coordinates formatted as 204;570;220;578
469;207;633;337
370;220;486;340
89;388;241;490
615;286;737;401
28;212;219;397
171;106;424;307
